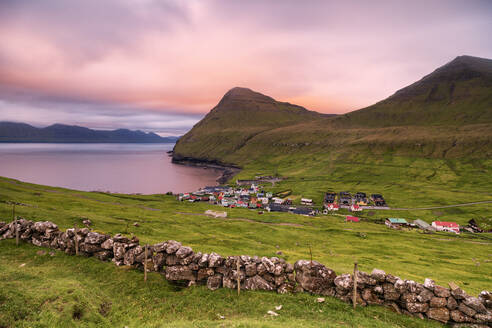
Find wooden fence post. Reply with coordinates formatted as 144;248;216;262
353;262;358;309
144;244;148;282
236;256;241;296
74;225;79;256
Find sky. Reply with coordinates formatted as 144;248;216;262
0;0;491;136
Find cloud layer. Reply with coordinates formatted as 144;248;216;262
0;0;491;134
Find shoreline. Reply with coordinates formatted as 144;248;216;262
170;153;241;185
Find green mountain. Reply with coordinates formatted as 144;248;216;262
0;122;179;143
338;55;492;127
173;56;492;166
172;87;331;164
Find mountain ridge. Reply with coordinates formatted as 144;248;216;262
0;122;179;143
173;55;492;166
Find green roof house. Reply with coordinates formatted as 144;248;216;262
385;218;408;227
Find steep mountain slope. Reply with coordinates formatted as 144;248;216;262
337;55;492;127
0;122;178;143
172;87;331;164
173;56;492;166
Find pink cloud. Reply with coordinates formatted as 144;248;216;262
0;0;491;118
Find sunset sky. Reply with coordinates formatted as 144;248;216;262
1;0;491;136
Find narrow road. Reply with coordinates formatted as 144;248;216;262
361;200;492;211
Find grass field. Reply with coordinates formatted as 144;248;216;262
0;175;491;327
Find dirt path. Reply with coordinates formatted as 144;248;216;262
371;200;492;211
175;212;304;227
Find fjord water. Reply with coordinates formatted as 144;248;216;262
0;143;222;194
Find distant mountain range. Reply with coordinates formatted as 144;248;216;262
0;122;179;143
173;55;492;165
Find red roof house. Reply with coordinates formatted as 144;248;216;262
346;216;360;222
432;221;460;234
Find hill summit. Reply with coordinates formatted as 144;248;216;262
173;56;492;166
340;55;492;127
172;87;329;164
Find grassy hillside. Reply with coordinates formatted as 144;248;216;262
173;87;329;164
173;56;492;166
0;177;490;327
339;56;492;127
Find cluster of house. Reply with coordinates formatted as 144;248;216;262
343;216;468;234
323;191;387;212
177;185;484;234
177;184;317;216
384;217;461;233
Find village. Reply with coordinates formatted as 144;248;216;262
177;181;485;235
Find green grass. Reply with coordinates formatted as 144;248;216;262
0;241;444;328
0;176;491;327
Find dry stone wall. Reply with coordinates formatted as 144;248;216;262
1;219;491;327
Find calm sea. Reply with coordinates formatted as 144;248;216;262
0;143;221;194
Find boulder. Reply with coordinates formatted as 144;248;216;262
176;246;193;259
198;253;209;267
166;266;195;281
261;257;275;274
208;252;223;268
244;275;275;291
85;232;107;244
94;250;112;261
334;274;352;290
123;248;139;265
81;243;102;254
222;277;236;289
274;275;285;286
166;255;178;266
450;309;475;323
478;291;492;309
463;297;488;314
245;263;257;277
197;268;215;281
371;268;386;282
386;274;399;284
449;283;467;300
417;288;434;303
33;221;58;233
113;242;127;260
447;296;458;310
273;264;283;276
383;283;400;301
434;285;451;298
362;288;383;305
474;313;492;324
458;303;477;317
153;242;168;253
101;238;114;250
153;253;166;271
166;240;181;254
82;219;92;226
401;292;418;304
426;307;450;323
285;262;294;273
207;274;222;290
406;302;429;313
257;263;267;276
430;297;447;308
277;283;291;294
112;233;130;243
424;278;435;290
295;260;337;295
406;280;418;293
373;285;384;295
357;271;377;286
